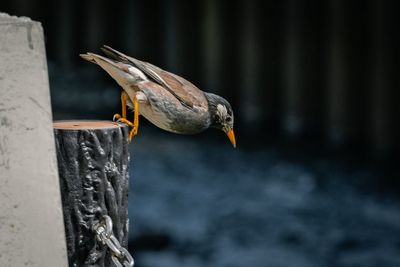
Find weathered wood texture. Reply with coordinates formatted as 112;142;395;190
54;121;130;267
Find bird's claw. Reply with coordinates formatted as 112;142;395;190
114;117;137;142
113;113;121;122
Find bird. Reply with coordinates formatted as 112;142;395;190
80;45;236;147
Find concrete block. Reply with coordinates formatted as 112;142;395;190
0;13;68;267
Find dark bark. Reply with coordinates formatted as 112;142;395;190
53;121;130;267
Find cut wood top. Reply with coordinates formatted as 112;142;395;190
53;120;123;130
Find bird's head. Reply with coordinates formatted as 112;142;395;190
205;93;236;147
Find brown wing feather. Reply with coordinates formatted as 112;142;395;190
102;45;204;109
157;71;208;108
136;59;207;108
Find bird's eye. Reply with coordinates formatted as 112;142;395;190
226;117;232;122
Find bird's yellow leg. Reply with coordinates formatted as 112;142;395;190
113;91;137;142
113;93;139;142
128;95;139;140
113;91;128;121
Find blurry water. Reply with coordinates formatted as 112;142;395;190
127;127;400;267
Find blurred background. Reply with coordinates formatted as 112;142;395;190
1;0;400;266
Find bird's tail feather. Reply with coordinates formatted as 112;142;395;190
80;52;122;69
100;45;128;63
79;53;97;64
80;51;144;86
80;46;130;66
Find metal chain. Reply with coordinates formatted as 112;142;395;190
93;215;134;267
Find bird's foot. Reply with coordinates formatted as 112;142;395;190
114;115;137;141
116;117;134;128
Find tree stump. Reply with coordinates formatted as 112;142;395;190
53;121;131;267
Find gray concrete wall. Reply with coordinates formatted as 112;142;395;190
0;13;68;267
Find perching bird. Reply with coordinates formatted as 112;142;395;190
80;46;236;147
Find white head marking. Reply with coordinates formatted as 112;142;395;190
216;104;228;120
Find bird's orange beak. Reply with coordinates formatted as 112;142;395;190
226;129;236;148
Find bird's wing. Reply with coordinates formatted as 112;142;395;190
157;71;206;108
101;45;204;109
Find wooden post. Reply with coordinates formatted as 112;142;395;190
53;121;131;267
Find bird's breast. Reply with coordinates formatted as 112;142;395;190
139;103;172;132
139;101;209;134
